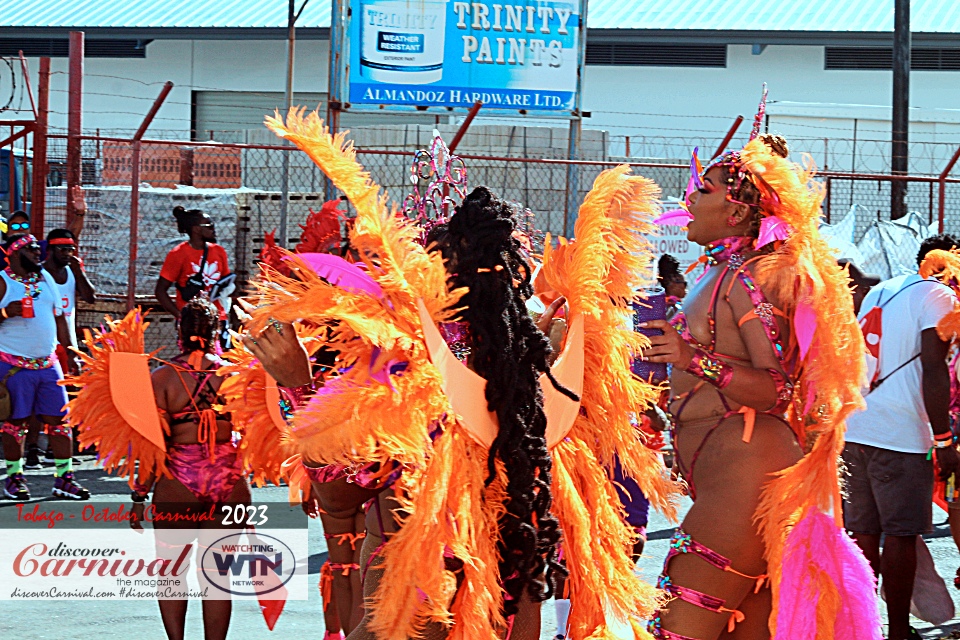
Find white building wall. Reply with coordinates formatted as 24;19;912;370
25;39;331;136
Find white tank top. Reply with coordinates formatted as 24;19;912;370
47;267;77;347
0;269;63;358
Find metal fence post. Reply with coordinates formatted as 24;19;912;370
66;32;83;228
31;57;50;234
128;140;142;310
127;82;174;310
563;118;581;238
938;146;960;234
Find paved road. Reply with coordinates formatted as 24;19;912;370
1;459;959;639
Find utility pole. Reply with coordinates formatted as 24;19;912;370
66;32;83;228
891;0;910;219
280;0;310;247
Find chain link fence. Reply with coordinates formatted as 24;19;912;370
29;131;960;355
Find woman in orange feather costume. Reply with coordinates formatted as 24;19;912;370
642;124;880;638
240;108;675;639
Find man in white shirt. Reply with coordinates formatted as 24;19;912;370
844;234;960;640
0;234;88;501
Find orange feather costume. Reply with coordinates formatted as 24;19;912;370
248;107;677;639
62;309;292;491
717;139;876;638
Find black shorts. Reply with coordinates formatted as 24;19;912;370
842;442;933;537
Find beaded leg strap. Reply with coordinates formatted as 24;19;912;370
1;421;27;445
647;616;703;640
666;529;768;592
319;561;361;611
657;574;745;633
649;529;769;636
46;423;72;438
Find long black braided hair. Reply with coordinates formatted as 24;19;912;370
427;186;575;615
177;296;218;356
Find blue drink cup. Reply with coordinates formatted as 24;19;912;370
632;286;668;384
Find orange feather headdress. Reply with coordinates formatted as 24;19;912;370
919;248;960;344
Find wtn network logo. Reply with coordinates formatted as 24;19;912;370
212;548;282;577
200;533;296;596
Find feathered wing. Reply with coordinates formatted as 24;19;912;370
538;166;678;635
262;108;503;639
919;248;960;343
737;139;877;638
216;330;311;489
64;309;169;486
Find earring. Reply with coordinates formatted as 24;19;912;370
726;216;739;227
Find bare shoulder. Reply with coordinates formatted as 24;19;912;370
744;258;788;307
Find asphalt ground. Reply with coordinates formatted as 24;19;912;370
1;457;959;639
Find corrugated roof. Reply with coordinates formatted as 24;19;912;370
587;0;960;33
2;0;332;29
3;0;960;33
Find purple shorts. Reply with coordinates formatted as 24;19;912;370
613;455;650;531
0;361;68;420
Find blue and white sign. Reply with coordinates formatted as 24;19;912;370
347;0;582;112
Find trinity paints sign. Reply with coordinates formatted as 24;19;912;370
347;0;582;112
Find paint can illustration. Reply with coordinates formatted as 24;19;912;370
359;0;447;84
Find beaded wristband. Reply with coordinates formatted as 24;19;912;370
684;348;734;389
279;383;313;411
933;432;956;449
766;368;794;413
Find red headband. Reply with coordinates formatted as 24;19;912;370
48;238;76;246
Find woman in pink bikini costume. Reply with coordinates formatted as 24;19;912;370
642;124;881;639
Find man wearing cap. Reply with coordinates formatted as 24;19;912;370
844;234;960;640
0;233;88;501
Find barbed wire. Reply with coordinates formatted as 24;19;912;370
0;57;17;113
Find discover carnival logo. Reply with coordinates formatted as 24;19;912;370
1;529;308;600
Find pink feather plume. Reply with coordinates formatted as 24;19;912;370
756;215;792;248
794;299;817;360
654;208;694;227
287;252;384;298
775;510;881;640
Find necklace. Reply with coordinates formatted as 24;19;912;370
4;268;43;298
704;236;755;266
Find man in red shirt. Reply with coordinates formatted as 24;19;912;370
155;207;231;323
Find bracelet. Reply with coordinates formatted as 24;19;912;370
933;433;955;449
279;383;314;411
130;490;148;503
766;368;795;413
684;348;734;389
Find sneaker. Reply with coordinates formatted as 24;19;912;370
52;472;90;500
4;473;30;500
24;445;42;470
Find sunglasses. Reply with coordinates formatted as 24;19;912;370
9;222;29;232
